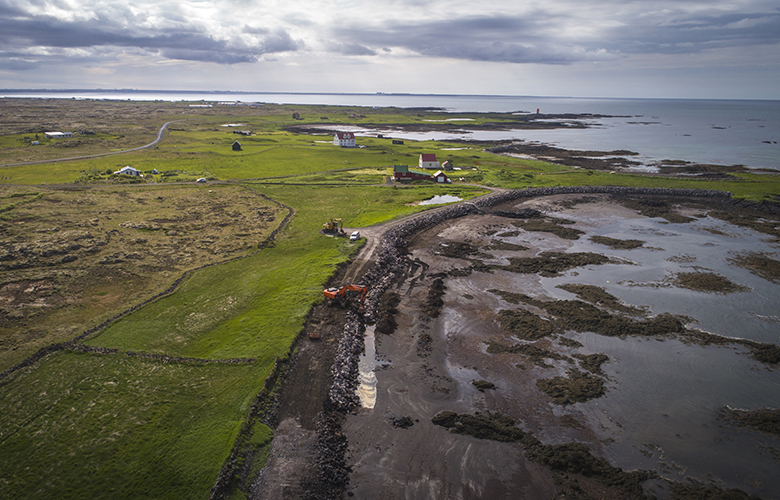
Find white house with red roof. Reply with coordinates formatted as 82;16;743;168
334;132;356;147
419;153;439;169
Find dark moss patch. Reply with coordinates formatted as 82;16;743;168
674;272;747;294
447;267;473;277
435;241;488;259
497;309;554;340
492;209;544;219
472;379;496;392
500;252;611;277
557;336;584;348
496;230;521;237
618;197;697;224
536;369;606;405
422;278;446;318
374;292;401;335
390;415;415;429
486;341;570;368
487;240;529;252
432;411;527;442
547;300;687;338
718;407;780;437
491;289;687;339
730;252;780;283
710;210;780;241
590;235;645;250
557;283;646;315
417;331;433;357
747;343;780;365
668;479;761;500
513;220;585;240
560;415;584;429
573;353;609;374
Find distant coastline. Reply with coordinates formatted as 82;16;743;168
3;91;778;171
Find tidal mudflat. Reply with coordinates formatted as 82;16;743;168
344;193;780;499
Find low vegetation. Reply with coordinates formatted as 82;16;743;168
1;99;778;499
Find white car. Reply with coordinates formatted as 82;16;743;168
350;231;360;241
196;178;207;183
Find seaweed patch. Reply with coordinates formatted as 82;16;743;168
496;308;554;340
513;219;585;240
718;406;780;437
730;252;780;283
590;235;645;250
673;271;748;294
536;369;606;404
499;252;612;277
486;341;571;368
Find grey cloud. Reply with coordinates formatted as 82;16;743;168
326;41;377;56
0;5;301;64
0;55;38;70
334;15;602;64
330;8;780;64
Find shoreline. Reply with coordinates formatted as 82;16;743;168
253;186;780;499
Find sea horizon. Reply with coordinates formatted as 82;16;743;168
2;88;779;103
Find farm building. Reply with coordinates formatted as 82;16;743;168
334;132;356;147
114;166;141;176
419;153;439;169
232;141;242;151
393;164;434;182
433;170;451;183
44;131;73;139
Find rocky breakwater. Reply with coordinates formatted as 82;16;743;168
305;185;734;499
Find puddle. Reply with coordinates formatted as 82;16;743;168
357;325;377;409
419;195;462;206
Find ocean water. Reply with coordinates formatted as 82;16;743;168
4;91;779;170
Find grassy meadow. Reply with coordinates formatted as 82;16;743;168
0;99;778;499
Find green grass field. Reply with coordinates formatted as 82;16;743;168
1;100;778;499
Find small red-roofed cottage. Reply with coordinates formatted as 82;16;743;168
334;132;356;147
393;165;433;182
433;170;451;183
419;153;439;169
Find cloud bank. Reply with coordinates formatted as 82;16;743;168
1;0;778;98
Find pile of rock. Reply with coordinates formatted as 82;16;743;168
327;310;365;412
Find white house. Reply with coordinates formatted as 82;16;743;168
114;166;141;176
44;131;73;139
334;132;356;147
419;153;439;170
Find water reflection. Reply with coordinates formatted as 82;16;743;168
357;325;377;409
419;195;462;205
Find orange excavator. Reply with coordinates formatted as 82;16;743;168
323;284;367;309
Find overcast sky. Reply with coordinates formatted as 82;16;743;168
1;0;779;99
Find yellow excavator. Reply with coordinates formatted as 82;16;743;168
322;218;344;234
